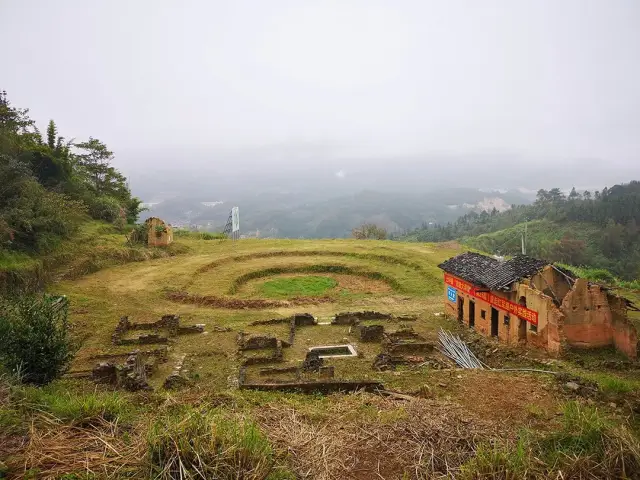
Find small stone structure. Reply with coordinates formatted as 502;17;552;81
92;350;152;391
302;350;324;372
237;333;279;350
240;340;285;365
163;354;191;389
383;327;424;344
145;217;173;247
293;313;317;326
333;311;393;325
353;324;384;342
112;315;204;345
237;311;424;392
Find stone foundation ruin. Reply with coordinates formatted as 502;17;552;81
236;311;447;394
112;314;205;345
92;349;157;391
90;314;210;391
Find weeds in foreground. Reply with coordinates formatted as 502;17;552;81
11;382;133;425
460;401;640;479
147;407;287;480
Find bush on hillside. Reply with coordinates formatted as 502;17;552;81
1;177;87;252
0;294;75;384
199;231;226;240
87;195;122;223
352;223;388;240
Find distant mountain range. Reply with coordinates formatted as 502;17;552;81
140;188;534;238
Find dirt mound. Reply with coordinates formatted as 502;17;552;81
166;291;333;309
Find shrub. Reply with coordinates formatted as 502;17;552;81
127;223;148;245
87;195;122;223
0;295;75;384
2;179;87;253
579;267;617;284
352;223;388;240
200;231;226;240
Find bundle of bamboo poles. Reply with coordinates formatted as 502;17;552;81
438;329;484;369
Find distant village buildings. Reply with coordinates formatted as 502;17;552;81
439;252;638;359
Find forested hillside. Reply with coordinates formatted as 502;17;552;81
0;91;144;291
404;184;640;280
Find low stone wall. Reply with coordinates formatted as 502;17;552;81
112;314;205;345
333;311;394;325
353;324;384;342
163;354;190;389
93;351;152;391
237;333;279;350
240;380;383;394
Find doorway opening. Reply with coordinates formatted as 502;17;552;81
457;297;464;323
518;319;527;341
518;296;528;341
469;300;475;328
490;307;499;337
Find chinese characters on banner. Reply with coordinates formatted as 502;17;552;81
444;274;538;325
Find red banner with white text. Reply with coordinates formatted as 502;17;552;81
444;274;538;325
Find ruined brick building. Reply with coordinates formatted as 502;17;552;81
145;217;173;247
439;252;639;359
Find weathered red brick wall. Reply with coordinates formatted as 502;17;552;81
561;279;612;349
609;293;638;359
560;279;638;359
531;267;572;305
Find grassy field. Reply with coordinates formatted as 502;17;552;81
1;234;639;479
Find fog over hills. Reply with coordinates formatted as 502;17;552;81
125;147;636;238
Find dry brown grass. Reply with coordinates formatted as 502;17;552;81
255;393;501;480
11;415;143;479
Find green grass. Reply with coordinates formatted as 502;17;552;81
461;401;640;479
231;265;401;295
259;275;338;298
147;407;281;480
0;405;23;434
12;382;134;424
0;221;191;294
584;372;639;395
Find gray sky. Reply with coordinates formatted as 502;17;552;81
2;0;639;177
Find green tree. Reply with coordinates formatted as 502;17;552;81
352;223;388;240
601;219;625;256
46;119;57;150
568;187;580;200
73;137;116;194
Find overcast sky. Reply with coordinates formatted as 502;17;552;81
2;0;639;178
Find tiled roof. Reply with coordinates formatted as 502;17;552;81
438;252;499;286
439;252;549;291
